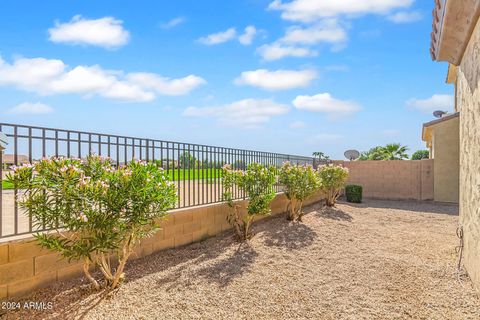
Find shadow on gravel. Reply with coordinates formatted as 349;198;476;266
56;289;109;320
340;199;459;216
192;242;258;287
147;230;259;289
317;206;353;222
260;219;317;250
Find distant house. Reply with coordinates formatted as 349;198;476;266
2;154;29;169
430;0;480;291
421;112;459;203
155;159;179;169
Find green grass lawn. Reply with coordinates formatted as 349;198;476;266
2;180;14;190
0;169;222;190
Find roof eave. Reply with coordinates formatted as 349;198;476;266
431;0;480;66
423;112;460;129
422;112;459;142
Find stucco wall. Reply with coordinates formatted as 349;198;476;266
334;160;433;200
455;15;480;292
432;117;460;203
0;192;324;300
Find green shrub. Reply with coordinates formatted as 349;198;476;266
345;184;362;203
222;163;276;240
317;165;349;207
7;156;177;290
411;150;429;160
279;162;320;221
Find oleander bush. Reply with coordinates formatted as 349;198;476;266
345;184;362;203
317;164;349;207
7;156;177;290
279;162;320;221
222;163;276;240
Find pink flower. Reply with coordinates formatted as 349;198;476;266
79;212;88;222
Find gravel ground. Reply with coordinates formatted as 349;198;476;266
3;199;479;320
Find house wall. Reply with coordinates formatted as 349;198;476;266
333;160;434;200
0;192;324;300
455;15;480;292
432;117;460;203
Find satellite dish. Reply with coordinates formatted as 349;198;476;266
433;110;447;118
344;149;360;161
0;132;7;150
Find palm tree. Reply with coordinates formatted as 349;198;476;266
358;147;385;160
359;144;409;160
381;143;409;160
312;151;330;160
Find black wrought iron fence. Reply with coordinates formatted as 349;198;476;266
0;123;314;239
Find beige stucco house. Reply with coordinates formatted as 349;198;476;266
421;113;459;203
1;154;29;170
430;0;480;290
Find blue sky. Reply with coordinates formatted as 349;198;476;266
0;0;452;159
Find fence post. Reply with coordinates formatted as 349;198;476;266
0;131;8;237
146;139;150;162
0;131;6;151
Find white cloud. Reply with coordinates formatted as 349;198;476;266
199;26;259;46
183;98;289;128
0;56;204;102
256;19;346;61
160;17;186;29
127;73;206;96
234;69;316;90
387;11;422;23
293;93;361;118
198;28;237;45
290;121;306;129
268;0;413;22
0;57;152;102
7;102;53;115
263;0;414;61
239;26;257;45
406;94;453;113
101;81;155;102
0;57;65;93
48;15;130;48
256;18;346;61
280;19;347;45
50;65;117;94
257;43;317;61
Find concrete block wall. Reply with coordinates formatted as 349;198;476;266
333;160;434;201
0;192;324;300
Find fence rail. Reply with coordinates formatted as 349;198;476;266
0;123;314;240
